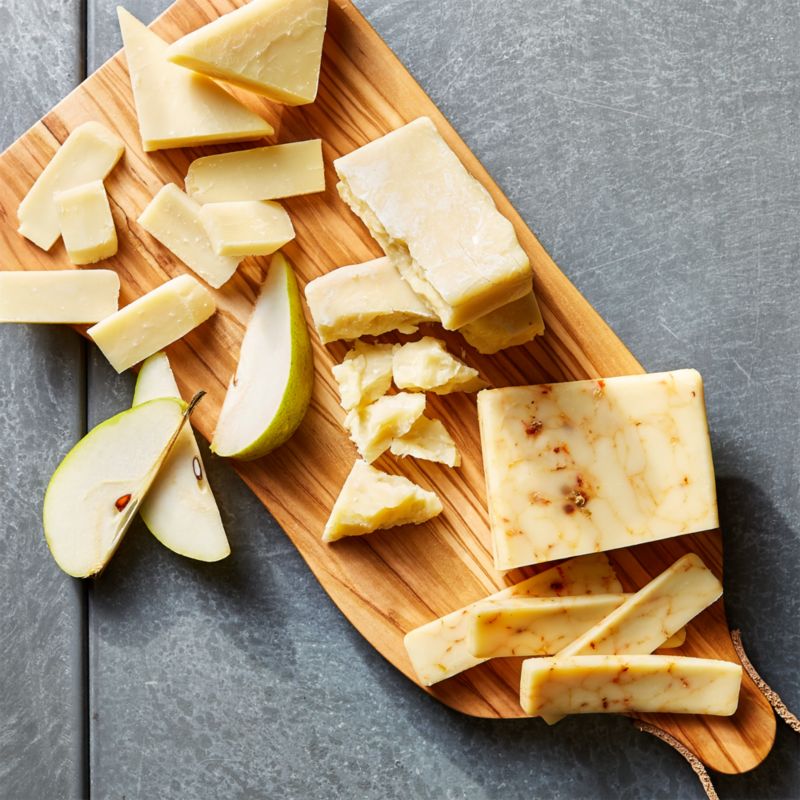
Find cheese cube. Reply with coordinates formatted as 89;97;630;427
334;117;532;329
0;270;119;323
344;392;426;463
199;201;294;257
331;341;394;411
460;290;545;354
323;460;442;542
55;180;117;265
390;416;460;467
478;370;719;570
393;337;486;394
305;257;437;343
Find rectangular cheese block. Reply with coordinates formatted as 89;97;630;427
478;370;719;569
304;257;437;343
0;270;119;323
88;275;215;373
460;290;545;354
390;416;461;468
55;180;117;265
199;200;295;257
521;655;742;716
138;184;241;289
18;122;124;251
185;141;325;204
334;117;532;329
404;553;622;686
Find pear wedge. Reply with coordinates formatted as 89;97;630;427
133;353;230;562
212;252;314;459
43;396;197;577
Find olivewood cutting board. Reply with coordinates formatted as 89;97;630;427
0;0;776;774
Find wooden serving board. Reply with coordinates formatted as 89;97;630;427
0;0;775;775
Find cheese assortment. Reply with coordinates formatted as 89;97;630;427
199;201;295;257
54;180;117;264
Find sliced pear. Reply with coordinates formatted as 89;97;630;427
43;396;197;578
212;252;314;460
133;353;229;562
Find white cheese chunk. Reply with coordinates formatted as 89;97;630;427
344;392;426;463
331;341;394;411
390;416;460;467
199;201;294;257
55;180;117;265
460;290;545;354
393;336;486;394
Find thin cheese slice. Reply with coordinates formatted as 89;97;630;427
344;392;426;463
390;416;460;468
404;553;622;686
118;8;273;152
460;290;545;354
138;184;241;289
331;341;394;411
88;275;215;373
18;122;124;251
55;180;117;265
199;201;294;257
167;0;328;106
0;270;119;323
185;141;325;204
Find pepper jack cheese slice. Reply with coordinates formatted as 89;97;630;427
118;8;273;153
390;416;461;468
199;201;294;257
55;180;117;265
521;655;741;717
344;392;426;463
17;122;124;251
334;117;532;329
167;0;328;106
185;141;325;204
393;337;487;394
304;257;437;343
478;370;718;569
460;291;545;354
323;460;442;542
332;341;394;411
0;270;119;323
138;185;241;289
88;275;215;373
404;553;622;686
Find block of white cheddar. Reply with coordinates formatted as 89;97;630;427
404;553;622;686
55;180;117;265
185;141;325;204
88;275;215;373
334;117;532;329
0;270;119;323
332;341;394;411
344;392;425;463
390;416;460;468
460;290;545;354
118;8;273;152
478;370;718;570
323;460;442;542
18;122;124;251
305;257;437;343
138;184;241;289
393;337;486;394
199;201;294;257
521;655;742;717
167;0;328;106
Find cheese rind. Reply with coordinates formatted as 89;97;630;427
87;275;215;373
344;392;426;463
332;341;394;411
334;117;532;329
460;290;545;354
17;122;124;251
390;416;461;468
199;201;294;257
392;337;487;394
55;180;117;264
185;141;325;204
478;370;719;569
118;8;273;152
521;655;742;716
166;0;328;106
323;460;442;542
404;553;622;686
0;270;119;323
138;184;241;289
304;257;437;343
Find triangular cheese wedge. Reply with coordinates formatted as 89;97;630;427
166;0;328;106
118;7;273;152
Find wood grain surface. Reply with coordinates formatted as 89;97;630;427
0;0;775;774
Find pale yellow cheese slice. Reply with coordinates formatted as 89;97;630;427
323;460;442;542
393;336;487;394
334;117;532;329
88;275;215;373
522;654;741;716
199;201;294;257
304;257;437;343
460;290;545;354
185;141;325;204
0;270;119;323
55;180;117;265
331;341;394;411
138;184;241;289
390;416;460;468
118;8;273;153
167;0;328;106
17;122;124;251
478;370;719;570
404;553;622;686
344;392;426;463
